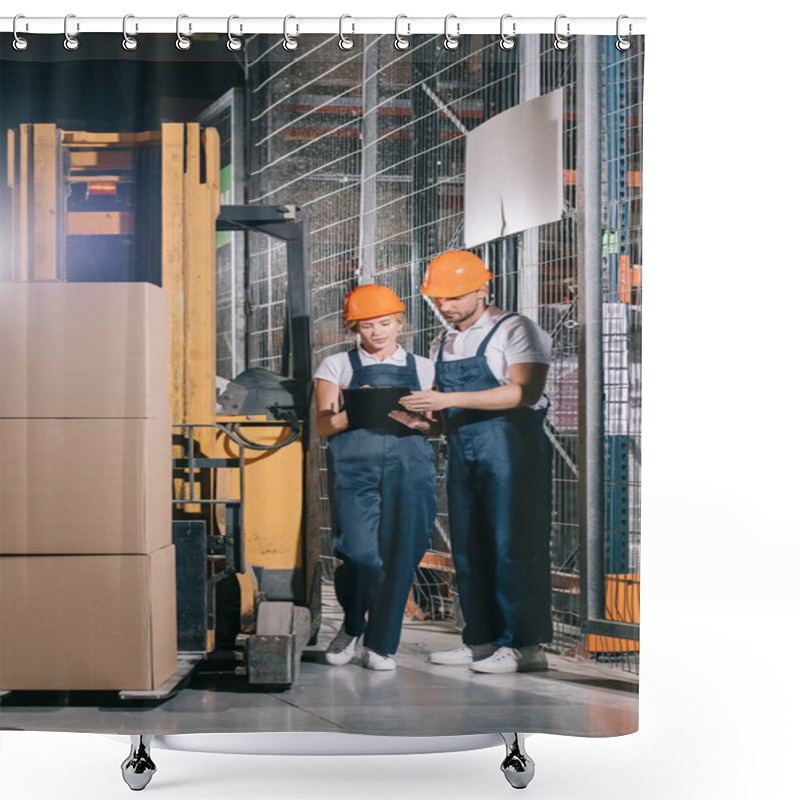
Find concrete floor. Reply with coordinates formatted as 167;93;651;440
0;588;637;738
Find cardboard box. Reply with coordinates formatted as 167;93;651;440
0;282;169;419
0;546;177;691
1;417;172;555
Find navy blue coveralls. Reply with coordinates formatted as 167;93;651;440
436;314;553;649
326;348;438;656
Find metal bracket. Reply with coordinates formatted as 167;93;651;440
118;653;204;701
235;602;311;685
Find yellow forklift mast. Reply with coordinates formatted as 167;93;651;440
5;122;319;690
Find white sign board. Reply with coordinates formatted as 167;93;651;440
464;89;563;248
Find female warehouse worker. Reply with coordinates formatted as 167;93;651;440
314;284;438;671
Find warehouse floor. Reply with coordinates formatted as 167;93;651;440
0;587;637;738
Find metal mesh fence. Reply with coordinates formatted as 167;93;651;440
595;36;643;671
536;35;582;651
242;34;643;669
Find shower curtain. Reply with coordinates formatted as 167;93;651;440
0;24;642;743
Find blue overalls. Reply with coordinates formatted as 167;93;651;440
326;348;438;656
436;314;553;648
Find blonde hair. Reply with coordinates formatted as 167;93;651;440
344;312;406;333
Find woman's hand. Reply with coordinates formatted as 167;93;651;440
398;389;451;413
331;410;350;432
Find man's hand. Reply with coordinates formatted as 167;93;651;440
399;389;451;413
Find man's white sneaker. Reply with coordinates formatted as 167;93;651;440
324;625;358;666
428;643;498;665
362;648;397;671
469;645;548;674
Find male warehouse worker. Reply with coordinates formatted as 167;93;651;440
399;250;553;674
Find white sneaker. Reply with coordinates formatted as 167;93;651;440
324;625;358;666
362;648;397;671
469;645;548;674
429;643;498;665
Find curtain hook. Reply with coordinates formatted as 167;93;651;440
499;14;516;50
339;14;354;50
554;14;570;51
443;14;459;50
616;15;632;51
63;13;79;51
12;15;29;51
176;14;192;51
394;14;410;51
122;15;138;51
227;15;243;51
283;15;298;51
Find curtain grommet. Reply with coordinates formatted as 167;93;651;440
63;14;80;51
176;14;192;51
616;15;632;51
443;14;460;50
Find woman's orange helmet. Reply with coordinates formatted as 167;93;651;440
421;251;493;297
342;284;407;322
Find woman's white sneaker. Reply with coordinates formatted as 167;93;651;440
324;625;358;666
428;643;497;665
362;648;397;671
469;645;548;673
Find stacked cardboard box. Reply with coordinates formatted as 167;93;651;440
0;282;177;691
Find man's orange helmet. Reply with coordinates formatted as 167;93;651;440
421;251;493;297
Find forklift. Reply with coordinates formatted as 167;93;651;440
5;122;320;692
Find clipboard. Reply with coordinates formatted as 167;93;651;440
341;386;411;429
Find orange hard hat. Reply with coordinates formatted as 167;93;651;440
342;284;407;322
421;251;493;297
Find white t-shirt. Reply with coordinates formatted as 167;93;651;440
314;344;436;390
430;306;551;409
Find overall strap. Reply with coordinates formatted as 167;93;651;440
476;313;517;358
347;348;361;371
436;334;447;363
406;352;422;391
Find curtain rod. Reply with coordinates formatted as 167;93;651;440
1;16;646;37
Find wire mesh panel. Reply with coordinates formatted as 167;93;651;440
211;111;236;380
242;34;643;668
247;239;288;373
247;35;362;365
533;35;643;670
594;36;644;671
535;35;582;652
